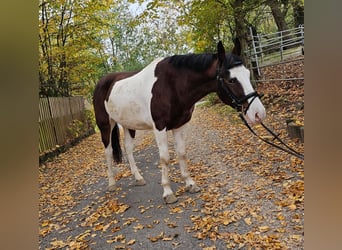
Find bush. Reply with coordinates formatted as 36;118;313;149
204;93;220;105
67;119;85;139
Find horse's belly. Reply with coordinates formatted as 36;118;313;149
105;99;153;130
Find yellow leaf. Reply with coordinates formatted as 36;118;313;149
203;246;216;250
41;220;50;227
167;221;177;228
102;222;112;232
133;223;144;231
295;120;304;126
148;236;159;242
170;206;183;214
292;234;302;241
108;200;130;214
127;239;136;245
114;245;125;249
111;226;121;233
258;226;270;232
244;217;252;225
288;204;297;210
162;235;173;241
107;234;125;243
50;240;66;247
76;230;91;240
147;232;164;242
260;135;273;140
94;224;103;231
275;228;286;233
277;213;285;220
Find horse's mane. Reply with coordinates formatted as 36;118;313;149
167;52;244;71
167;53;217;72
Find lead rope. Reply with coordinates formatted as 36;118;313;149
239;113;304;160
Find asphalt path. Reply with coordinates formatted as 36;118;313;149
39;105;304;249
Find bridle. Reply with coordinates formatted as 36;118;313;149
216;66;261;114
216;65;304;160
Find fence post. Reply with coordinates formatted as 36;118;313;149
68;96;74;121
47;97;59;146
257;33;263;63
249;26;260;77
299;25;304;46
280;30;284;61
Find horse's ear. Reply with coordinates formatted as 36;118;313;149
217;40;226;63
231;37;241;56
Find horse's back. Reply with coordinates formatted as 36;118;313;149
93;71;139;128
104;58;165;130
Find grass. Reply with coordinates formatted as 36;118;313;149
258;46;302;67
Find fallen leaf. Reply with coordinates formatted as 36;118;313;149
107;234;125;244
133;223;144;231
170;206;183;214
244;217;252;225
258;226;270;232
127;239;136;245
288;204;297;210
147;232;164;242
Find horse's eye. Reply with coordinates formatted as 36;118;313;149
228;78;237;84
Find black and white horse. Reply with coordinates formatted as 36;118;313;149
93;41;266;203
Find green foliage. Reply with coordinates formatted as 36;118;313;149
67;120;85;139
84;109;96;132
67;109;96;140
39;0;304;99
39;0;113;97
205;93;221;106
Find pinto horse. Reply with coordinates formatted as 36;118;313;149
93;41;266;203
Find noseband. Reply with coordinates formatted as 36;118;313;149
216;73;262;114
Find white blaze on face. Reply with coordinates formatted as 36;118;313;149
229;65;266;125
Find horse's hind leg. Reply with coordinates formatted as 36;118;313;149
172;125;200;193
123;128;146;186
100;121;117;191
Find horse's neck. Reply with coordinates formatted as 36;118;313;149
182;74;217;109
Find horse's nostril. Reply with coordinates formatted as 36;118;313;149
255;113;261;122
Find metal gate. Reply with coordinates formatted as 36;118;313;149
247;25;304;83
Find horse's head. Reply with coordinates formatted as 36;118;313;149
216;40;266;125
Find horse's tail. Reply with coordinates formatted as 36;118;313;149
111;123;122;163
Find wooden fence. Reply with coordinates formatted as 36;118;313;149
39;96;93;155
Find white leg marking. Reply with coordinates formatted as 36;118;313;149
105;144;116;191
173;125;200;193
154;128;177;203
123;128;145;185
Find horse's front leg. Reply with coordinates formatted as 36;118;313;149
153;128;178;204
123;128;146;186
172;126;200;193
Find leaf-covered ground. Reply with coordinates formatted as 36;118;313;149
39;73;304;249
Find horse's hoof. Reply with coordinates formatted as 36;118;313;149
164;194;178;204
186;184;201;193
135;179;146;186
108;184;116;191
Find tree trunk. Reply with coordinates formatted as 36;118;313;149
266;0;289;32
292;0;304;27
231;0;258;83
232;0;248;64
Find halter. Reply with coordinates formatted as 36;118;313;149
216;69;261;114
